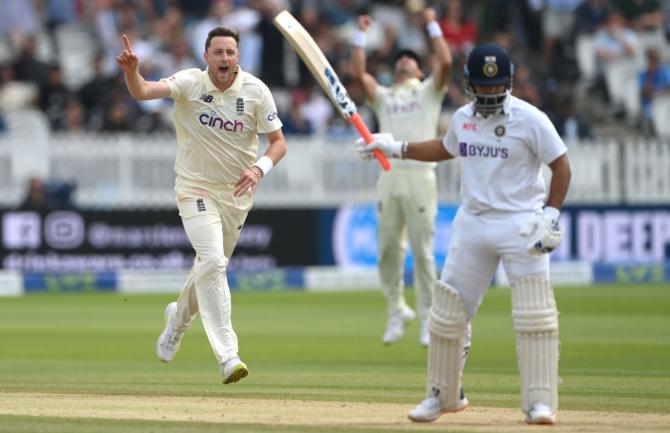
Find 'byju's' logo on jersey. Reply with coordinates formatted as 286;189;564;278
199;113;244;132
199;94;214;103
459;142;508;159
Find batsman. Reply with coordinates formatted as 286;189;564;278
357;43;571;425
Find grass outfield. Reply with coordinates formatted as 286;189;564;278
0;283;668;432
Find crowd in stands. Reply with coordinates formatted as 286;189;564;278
0;0;669;139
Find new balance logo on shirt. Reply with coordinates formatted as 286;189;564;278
199;94;214;103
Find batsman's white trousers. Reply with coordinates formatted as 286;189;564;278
171;187;251;365
377;167;437;321
440;207;550;319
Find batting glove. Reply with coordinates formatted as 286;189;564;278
355;133;405;160
519;207;564;255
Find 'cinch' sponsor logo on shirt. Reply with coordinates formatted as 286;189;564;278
198;113;244;132
459;142;508;159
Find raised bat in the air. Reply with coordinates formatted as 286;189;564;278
273;10;391;171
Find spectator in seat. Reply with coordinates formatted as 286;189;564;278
638;47;670;136
38;64;70;130
280;89;314;136
438;0;478;57
593;9;639;104
18;178;76;211
18;177;47;211
615;0;664;32
595;9;638;65
540;0;583;74
12;35;48;85
574;0;610;36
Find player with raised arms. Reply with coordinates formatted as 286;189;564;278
350;7;453;347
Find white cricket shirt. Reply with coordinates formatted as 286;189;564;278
163;66;282;190
372;76;446;169
442;95;567;213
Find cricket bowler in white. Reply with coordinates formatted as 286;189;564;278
350;8;452;346
357;43;571;425
117;27;287;384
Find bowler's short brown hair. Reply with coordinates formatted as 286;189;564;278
205;27;240;52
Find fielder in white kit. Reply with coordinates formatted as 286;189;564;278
350;8;452;346
357;43;571;425
117;27;287;384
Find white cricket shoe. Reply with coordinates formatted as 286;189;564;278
382;306;416;345
156;302;182;363
220;357;249;384
408;390;469;423
525;403;556;425
419;320;430;347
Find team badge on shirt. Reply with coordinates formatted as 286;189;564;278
483;56;498;77
236;97;245;115
494;125;506;137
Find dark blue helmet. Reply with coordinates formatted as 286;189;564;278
464;43;514;116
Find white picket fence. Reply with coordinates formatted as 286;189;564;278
0;113;669;208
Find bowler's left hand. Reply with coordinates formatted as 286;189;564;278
234;166;263;197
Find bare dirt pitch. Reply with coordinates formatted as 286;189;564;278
1;392;668;433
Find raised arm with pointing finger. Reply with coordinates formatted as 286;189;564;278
118;27;287;386
117;34;171;100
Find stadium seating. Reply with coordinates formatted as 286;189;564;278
651;94;670;139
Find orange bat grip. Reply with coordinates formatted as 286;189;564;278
350;113;391;171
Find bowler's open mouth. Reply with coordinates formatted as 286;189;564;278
219;66;229;74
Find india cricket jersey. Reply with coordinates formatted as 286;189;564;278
372;76;445;169
442;95;567;213
163;66;282;189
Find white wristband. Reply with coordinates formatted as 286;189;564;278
253;156;273;176
427;21;443;39
543;206;560;220
351;30;367;48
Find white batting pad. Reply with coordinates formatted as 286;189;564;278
511;275;559;414
426;281;467;409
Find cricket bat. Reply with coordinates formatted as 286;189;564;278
273;10;391;171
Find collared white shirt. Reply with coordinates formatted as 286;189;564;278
442;95;567;213
372;76;446;169
162;66;282;189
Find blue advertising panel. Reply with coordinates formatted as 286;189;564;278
551;206;670;263
331;204;459;269
328;204;670;268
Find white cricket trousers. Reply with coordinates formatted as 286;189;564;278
377;167;437;321
171;187;251;365
440;206;550;319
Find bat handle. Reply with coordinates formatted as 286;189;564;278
350;113;391;171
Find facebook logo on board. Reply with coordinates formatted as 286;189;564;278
2;212;41;249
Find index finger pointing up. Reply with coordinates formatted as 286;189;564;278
122;34;132;53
